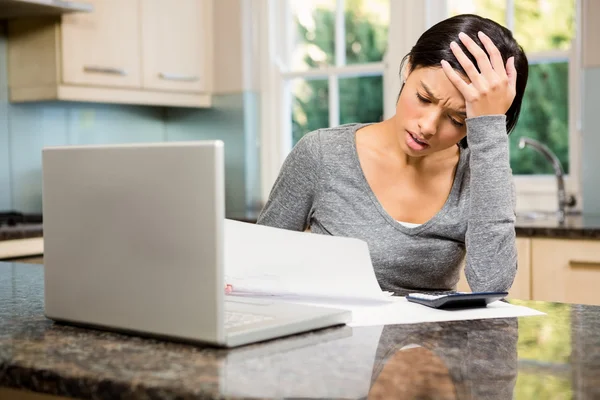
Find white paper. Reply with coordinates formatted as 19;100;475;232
224;219;391;302
271;296;545;327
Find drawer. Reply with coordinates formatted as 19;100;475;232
532;238;600;305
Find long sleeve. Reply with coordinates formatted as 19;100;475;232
256;130;322;231
464;115;518;292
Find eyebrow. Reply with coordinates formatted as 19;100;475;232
421;81;467;119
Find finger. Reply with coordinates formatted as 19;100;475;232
441;59;475;100
506;56;517;90
458;32;495;79
477;31;507;78
450;41;487;91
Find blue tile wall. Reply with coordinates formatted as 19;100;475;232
582;67;600;214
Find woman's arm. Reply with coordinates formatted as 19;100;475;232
256;131;322;231
441;32;520;292
464;115;517;292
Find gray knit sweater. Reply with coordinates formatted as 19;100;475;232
257;115;517;295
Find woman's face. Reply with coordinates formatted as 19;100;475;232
394;66;468;157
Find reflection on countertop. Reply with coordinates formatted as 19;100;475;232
1;263;599;399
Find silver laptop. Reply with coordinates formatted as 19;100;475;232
42;140;350;347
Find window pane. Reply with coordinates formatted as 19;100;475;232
514;0;576;52
292;78;329;145
447;0;506;26
509;62;569;175
345;0;389;65
339;75;384;125
291;0;336;70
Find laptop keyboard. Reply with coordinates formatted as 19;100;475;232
225;310;275;329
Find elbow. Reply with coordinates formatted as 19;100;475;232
467;255;517;293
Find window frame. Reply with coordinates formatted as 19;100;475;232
259;0;583;212
259;0;388;201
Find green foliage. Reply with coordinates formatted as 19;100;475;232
515;374;573;400
510;62;570;174
510;300;573;398
511;300;572;363
292;0;574;175
292;5;387;144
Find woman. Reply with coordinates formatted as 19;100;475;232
257;14;529;295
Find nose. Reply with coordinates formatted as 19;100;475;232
418;109;439;138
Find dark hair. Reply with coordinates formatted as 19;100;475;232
400;14;528;148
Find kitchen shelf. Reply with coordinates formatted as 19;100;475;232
0;0;92;20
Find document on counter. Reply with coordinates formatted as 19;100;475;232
275;296;546;327
224;219;392;303
223;219;545;326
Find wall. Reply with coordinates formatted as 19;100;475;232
0;22;261;217
581;0;600;214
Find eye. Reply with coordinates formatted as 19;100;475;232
449;116;464;127
416;93;431;103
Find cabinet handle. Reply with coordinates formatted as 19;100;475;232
159;73;200;82
570;260;600;268
84;66;128;76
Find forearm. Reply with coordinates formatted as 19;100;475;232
465;115;517;292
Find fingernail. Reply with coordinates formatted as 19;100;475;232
441;60;448;67
478;31;486;38
450;41;458;49
458;32;467;40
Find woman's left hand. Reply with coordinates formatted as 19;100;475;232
441;31;517;119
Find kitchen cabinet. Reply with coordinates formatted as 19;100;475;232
7;0;213;108
531;238;600;305
459;236;600;305
0;237;43;262
140;0;208;93
61;0;141;88
456;237;531;300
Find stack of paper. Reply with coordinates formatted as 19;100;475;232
224;219;392;303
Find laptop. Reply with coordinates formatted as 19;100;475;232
42;140;350;347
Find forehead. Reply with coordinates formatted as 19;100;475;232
410;66;468;103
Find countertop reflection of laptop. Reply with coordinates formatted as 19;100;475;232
42;140;350;347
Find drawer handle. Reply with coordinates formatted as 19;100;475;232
84;66;128;76
159;73;199;82
569;260;600;268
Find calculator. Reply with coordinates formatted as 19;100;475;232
406;291;509;309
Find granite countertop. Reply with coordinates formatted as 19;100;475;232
515;213;600;239
0;224;43;241
1;263;599;399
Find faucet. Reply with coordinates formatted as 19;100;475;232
518;137;576;222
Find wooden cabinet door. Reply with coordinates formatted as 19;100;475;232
456;237;531;300
61;0;141;88
532;238;600;305
140;0;207;92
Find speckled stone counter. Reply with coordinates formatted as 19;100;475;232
1;263;598;399
516;213;600;239
0;223;43;241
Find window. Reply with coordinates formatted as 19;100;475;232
447;0;579;177
261;0;582;208
276;0;390;146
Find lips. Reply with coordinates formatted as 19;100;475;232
406;130;430;150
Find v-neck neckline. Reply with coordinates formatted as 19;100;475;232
349;123;467;235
